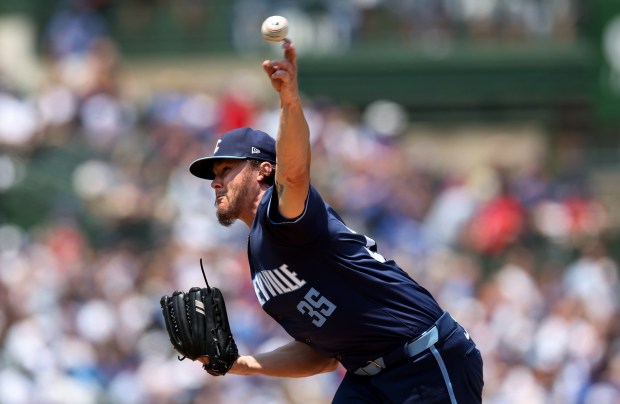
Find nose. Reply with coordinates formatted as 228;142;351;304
210;177;222;189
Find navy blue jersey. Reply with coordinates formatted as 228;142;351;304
247;185;444;370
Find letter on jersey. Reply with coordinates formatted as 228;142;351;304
252;264;307;305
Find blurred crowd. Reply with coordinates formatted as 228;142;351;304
1;1;618;404
233;0;582;52
35;0;583;57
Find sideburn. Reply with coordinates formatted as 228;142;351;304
216;164;255;226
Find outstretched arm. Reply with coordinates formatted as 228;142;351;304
262;40;311;220
204;340;339;378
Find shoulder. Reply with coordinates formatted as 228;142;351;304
258;185;332;244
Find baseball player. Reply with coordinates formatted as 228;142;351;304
189;39;484;403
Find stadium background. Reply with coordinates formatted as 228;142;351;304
0;0;619;403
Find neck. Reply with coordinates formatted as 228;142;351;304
240;187;267;228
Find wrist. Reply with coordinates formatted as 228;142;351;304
229;355;256;376
280;94;302;109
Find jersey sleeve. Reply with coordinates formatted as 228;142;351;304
263;185;329;245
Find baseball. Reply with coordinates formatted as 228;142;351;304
261;16;289;42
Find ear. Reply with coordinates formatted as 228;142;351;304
259;161;273;179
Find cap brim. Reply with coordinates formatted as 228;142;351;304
189;156;247;180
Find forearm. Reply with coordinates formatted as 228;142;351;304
277;99;311;182
228;340;339;378
260;40;311;218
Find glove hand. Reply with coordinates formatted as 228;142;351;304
160;286;239;376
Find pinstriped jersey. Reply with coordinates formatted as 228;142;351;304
247;185;444;370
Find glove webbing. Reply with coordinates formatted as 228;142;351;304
174;258;208;362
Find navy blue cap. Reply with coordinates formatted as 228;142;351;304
189;127;276;180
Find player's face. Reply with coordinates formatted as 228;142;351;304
211;159;256;226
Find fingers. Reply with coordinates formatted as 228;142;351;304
282;39;297;65
262;60;281;91
271;70;290;83
262;59;275;77
262;61;295;88
262;58;294;91
262;40;298;98
263;58;294;76
262;39;297;79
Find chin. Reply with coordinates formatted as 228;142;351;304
216;209;238;227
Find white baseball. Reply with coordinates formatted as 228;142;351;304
261;16;289;42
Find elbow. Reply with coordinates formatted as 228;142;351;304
324;358;340;373
278;152;311;187
316;358;339;375
280;168;309;188
297;357;339;378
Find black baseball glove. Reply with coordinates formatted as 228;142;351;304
160;285;239;376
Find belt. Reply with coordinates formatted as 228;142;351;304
353;312;452;376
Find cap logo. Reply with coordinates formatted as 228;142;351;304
251;147;261;154
214;139;222;154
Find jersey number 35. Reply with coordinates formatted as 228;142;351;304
297;287;336;327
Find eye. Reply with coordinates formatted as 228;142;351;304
215;165;232;177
